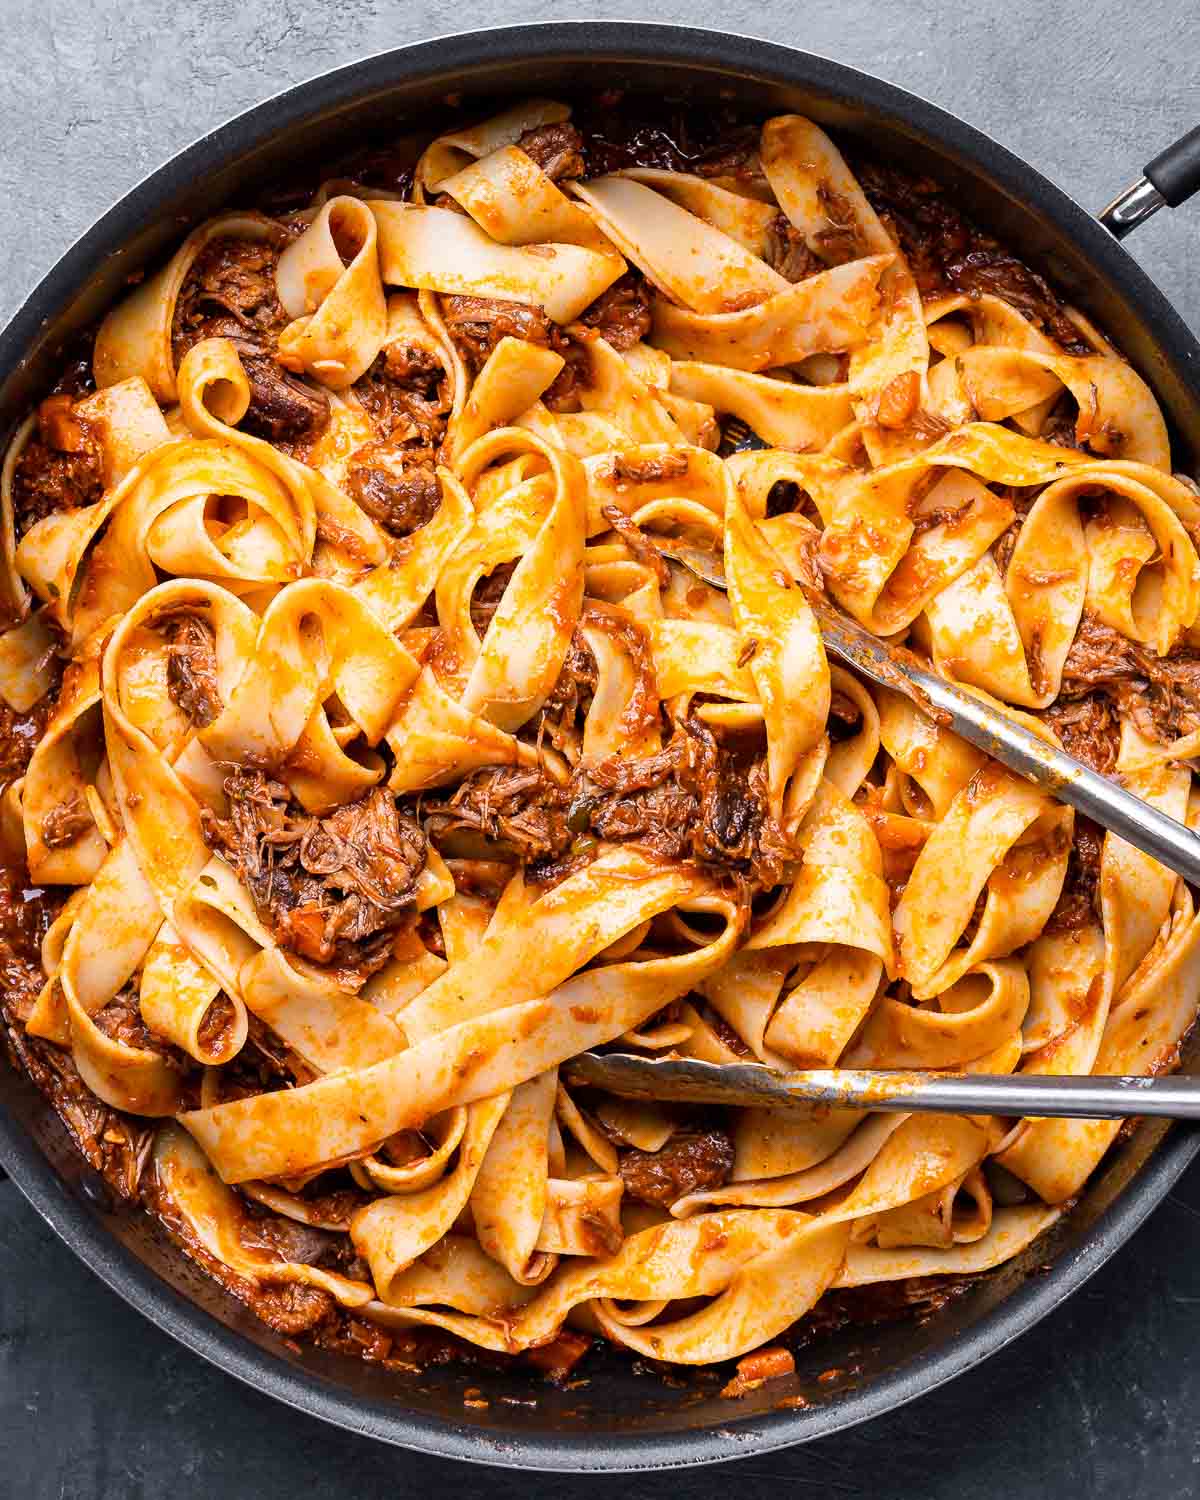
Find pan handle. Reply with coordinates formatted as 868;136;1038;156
1100;125;1200;237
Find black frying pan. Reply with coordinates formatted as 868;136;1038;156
1;21;1199;1473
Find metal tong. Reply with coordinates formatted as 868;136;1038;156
565;1053;1200;1120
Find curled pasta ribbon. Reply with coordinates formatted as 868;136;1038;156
995;726;1191;1201
198;576;418;810
507;1112;988;1362
583;442;728;543
450;427;586;731
615;168;781;255
179;854;741;1182
94;213;282;403
446;335;565;463
928;462;1200;705
925;291;1064;436
760;115;929;463
669;361;855;452
443;145;605;250
848;960;1030;1069
138;921;246;1067
370;201;625;324
732;423;1097;635
835;1205;1060;1288
468;1068;561;1285
724;489;829;828
275;196;388;388
170;857;415;1079
651;257;892;371
893;762;1055;997
15;366;335;648
571;175;787;313
415;98;572;195
933;345;1171;470
176;337;387;575
741;780;893;1064
58;838;183;1115
155;1125;374;1309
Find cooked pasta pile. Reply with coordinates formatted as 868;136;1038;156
2;97;1199;1372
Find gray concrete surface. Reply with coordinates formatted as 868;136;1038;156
2;2;1200;1497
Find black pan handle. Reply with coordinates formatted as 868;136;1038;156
1100;125;1200;238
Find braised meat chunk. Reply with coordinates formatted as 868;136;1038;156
345;443;442;537
164;614;222;728
353;341;450;445
1059;613;1200;747
10;394;105;538
201;773;427;980
440;294;567;373
762;214;823;282
574;272;653;351
1046;817;1103;933
1041;692;1118;776
41;791;93;851
618;1126;735;1207
516;122;586;182
174;235;288;339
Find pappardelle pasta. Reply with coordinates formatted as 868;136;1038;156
2;96;1198;1380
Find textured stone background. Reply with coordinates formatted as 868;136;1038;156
2;2;1200;1496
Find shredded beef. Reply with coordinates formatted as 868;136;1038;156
201;773;427;980
1046;816;1104;933
164;613;222;728
423;766;570;862
353;343;450;445
516;122;586;182
0;682;59;788
611;451;689;484
539;630;598;726
580;717;790;888
618;1126;735;1207
173;234;289;350
92;985;175;1057
172;236;329;445
574;272;653;351
345;443;442;537
1041;692;1118;775
851;158;1089;352
40;790;93;850
762;214;823;282
10;395;105;538
2;979;155;1205
540;274;653;411
469;561;517;636
1059;613;1200;747
440;294;568;374
601;504;670;586
196;992;238;1056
